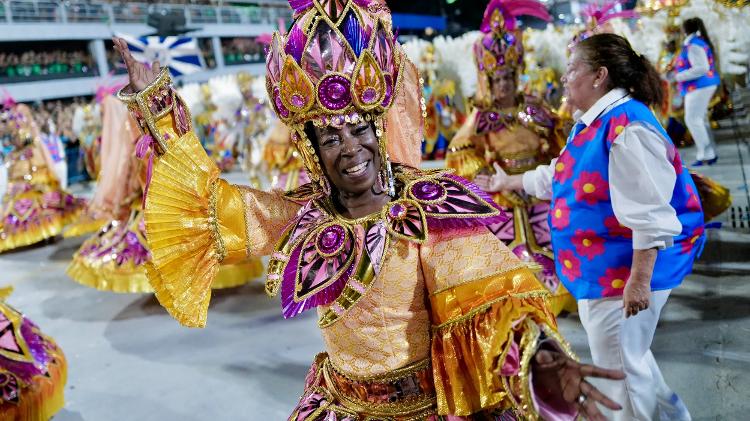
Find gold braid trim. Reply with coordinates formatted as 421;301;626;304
328;356;430;384
208;180;227;263
322;360;437;420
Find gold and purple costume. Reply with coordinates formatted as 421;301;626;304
118;1;583;419
0;288;67;421
446;1;574;315
0;105;85;252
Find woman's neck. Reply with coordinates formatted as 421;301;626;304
492;96;516;110
335;188;392;220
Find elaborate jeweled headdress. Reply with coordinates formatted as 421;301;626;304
473;0;551;78
265;0;404;195
567;0;639;53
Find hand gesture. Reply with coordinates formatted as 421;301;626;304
112;37;161;93
623;274;650;318
533;349;626;421
474;162;510;193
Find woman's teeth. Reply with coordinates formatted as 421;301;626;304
343;161;368;175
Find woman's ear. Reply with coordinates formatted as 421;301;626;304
595;66;609;89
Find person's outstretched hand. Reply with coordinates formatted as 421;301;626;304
474;162;511;193
533;349;626;421
112;37;161;92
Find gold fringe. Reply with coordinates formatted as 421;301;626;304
62;215;110;238
143;131;224;327
0;343;67;421
0;209;81;253
66;253;263;293
66;257;153;293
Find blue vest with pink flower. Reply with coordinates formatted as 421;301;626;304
675;36;720;96
549;99;705;300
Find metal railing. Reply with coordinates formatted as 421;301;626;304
1;0;292;25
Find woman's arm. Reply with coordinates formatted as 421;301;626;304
113;39;300;327
609;123;682;316
474;161;555;200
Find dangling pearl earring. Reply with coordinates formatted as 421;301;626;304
593;83;599;89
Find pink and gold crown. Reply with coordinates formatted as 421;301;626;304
473;0;551;76
265;0;403;126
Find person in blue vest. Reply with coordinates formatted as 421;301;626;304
673;17;721;166
476;33;704;421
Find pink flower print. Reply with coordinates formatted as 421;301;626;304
598;267;631;297
572;229;605;260
686;185;702;213
550;198;570;229
604;216;632;239
671;147;684;175
681;226;705;254
558;250;581;281
572;119;602;146
606;114;630;144
573;171;609;205
553;153;576;184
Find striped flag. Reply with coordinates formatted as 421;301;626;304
117;34;204;76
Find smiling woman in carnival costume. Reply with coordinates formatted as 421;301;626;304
112;0;625;419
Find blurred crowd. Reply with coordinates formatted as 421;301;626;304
0;50;96;81
222;37;265;65
29;98;89;147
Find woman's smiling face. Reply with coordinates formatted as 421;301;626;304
312;121;381;196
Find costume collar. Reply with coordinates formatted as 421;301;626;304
267;168;507;327
578;88;629;127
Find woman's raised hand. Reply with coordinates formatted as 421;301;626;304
112;37;161;92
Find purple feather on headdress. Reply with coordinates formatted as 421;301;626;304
480;0;551;33
582;0;639;26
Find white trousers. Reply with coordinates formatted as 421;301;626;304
683;85;717;161
578;290;691;421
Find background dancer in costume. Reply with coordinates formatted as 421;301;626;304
0;103;84;253
0;287;67;421
673;17;721;166
111;0;627;418
478;33;702;421
446;0;574;315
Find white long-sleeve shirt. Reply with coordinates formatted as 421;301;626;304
522;89;682;250
674;33;711;83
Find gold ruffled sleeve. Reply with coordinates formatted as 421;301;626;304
445;110;486;180
118;69;300;327
421;227;574;418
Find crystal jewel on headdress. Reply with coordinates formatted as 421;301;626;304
266;0;402;125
